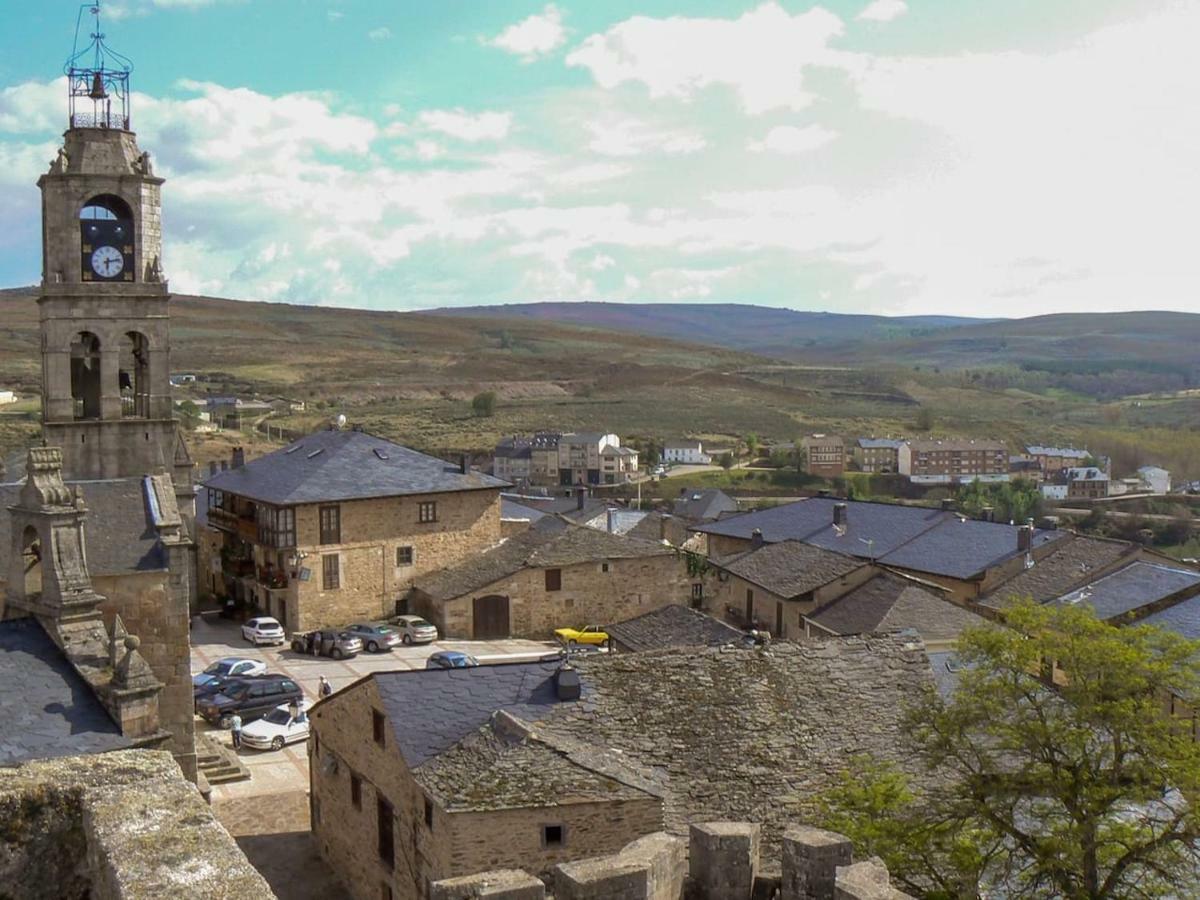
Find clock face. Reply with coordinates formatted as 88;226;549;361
91;245;124;278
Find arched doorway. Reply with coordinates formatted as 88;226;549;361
21;526;42;599
472;595;510;640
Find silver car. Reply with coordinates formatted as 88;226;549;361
393;615;438;645
346;622;402;653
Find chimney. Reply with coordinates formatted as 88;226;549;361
941;498;955;511
980;506;995;523
459;454;469;475
208;461;218;476
751;528;765;549
1017;525;1033;552
555;665;582;701
833;503;847;528
607;509;616;533
231;447;245;469
817;488;831;498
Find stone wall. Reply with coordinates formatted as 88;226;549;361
290;488;502;630
432;823;912;900
429;553;692;640
0;749;274;900
701;565;876;639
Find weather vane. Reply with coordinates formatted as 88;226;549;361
64;2;134;130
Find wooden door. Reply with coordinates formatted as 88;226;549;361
473;595;511;640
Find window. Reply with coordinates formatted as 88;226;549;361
256;505;296;548
396;546;414;566
542;824;565;848
418;501;437;524
350;773;362;810
545;568;562;592
691;583;704;603
319;505;341;544
424;797;434;829
377;797;395;869
372;710;386;746
601;562;610;573
322;555;340;590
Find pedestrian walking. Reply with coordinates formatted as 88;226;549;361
318;675;332;699
230;712;243;750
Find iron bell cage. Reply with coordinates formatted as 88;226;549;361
65;3;134;130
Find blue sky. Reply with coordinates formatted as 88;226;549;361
1;0;1196;317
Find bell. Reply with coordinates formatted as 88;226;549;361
88;71;108;101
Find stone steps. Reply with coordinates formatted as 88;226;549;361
196;733;251;785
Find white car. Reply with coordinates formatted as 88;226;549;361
240;699;313;751
241;617;285;646
393;615;438;645
192;656;267;688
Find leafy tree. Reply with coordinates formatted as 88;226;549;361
745;433;760;459
794;446;808;475
471;391;496;417
914;407;935;432
176;399;201;432
955;478;1042;524
821;601;1200;899
718;452;734;470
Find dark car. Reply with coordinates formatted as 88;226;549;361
290;630;363;659
196;675;304;728
425;650;480;670
193;673;247;709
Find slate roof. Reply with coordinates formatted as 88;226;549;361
1140;595;1200;640
673;489;739;523
201;429;508;506
1026;446;1090;459
0;618;131;764
539;635;935;851
926;650;966;698
696;498;1065;581
1066;466;1108;481
1053;561;1200;620
0;478;166;577
806;573;985;642
979;535;1136;609
605;604;745;652
500;497;548;523
712;541;864;599
411;522;672;602
372;660;567;768
856;438;903;449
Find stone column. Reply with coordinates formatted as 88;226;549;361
781;827;853;900
689;822;760;900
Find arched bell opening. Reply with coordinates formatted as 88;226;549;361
70;331;102;420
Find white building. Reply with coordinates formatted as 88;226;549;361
0;390;16;405
663;440;711;465
1041;483;1069;501
1137;466;1171;494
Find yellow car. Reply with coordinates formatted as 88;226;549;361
554;625;610;646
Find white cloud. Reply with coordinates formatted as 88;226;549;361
586;118;705;157
368;27;393;41
487;4;567;62
747;124;836;154
566;3;853;114
857;1;908;24
417;109;512;142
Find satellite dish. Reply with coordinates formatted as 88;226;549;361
336;414;347;430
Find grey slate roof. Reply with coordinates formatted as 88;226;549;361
712;540;865;599
926;650;966;698
807;573;985;642
372;660;567;768
1140;595;1200;640
673;489;739;523
201;429;508;506
500;497;548;523
979;535;1136;609
412;522;672;602
0;478;166;577
1053;561;1200;620
1026;445;1090;459
0;618;131;764
856;438;903;449
696;498;1064;580
605;604;745;652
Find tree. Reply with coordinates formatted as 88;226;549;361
955;478;1042;524
718;452;734;470
471;391;496;417
176;399;201;432
821;600;1200;899
914;406;935;432
745;433;760;460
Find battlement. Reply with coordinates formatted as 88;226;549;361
430;821;911;900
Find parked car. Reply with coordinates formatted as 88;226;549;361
554;625;610;646
346;622;401;653
192;657;267;689
193;673;246;709
240;699;313;751
241;617;285;646
426;651;480;670
393;615;438;645
196;675;304;728
290;629;362;660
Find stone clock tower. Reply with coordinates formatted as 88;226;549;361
0;7;199;780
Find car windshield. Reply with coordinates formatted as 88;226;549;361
262;708;292;725
358;625;385;634
337;633;357;641
408;619;433;628
453;656;477;668
260;620;281;630
205;660;233;676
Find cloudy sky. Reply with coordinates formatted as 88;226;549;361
1;0;1196;318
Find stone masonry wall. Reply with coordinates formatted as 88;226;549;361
434;553;692;639
293;489;502;630
93;570;196;782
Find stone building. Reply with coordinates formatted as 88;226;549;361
408;520;691;639
0;36;197;779
852;438;903;474
556;433;638;486
309;660;665;900
201;429;508;632
1064;466;1110;499
801;434;845;478
310;634;934;900
493;433;561;486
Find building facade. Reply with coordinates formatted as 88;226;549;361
897;439;1009;484
202;431;507;632
557;432;640;485
1138;466;1171;494
852;438;902;474
1025;445;1091;474
663;441;711;465
801;434;845;478
1065;466;1110;500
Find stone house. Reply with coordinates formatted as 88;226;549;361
408;521;691;639
852;438;903;474
1025;445;1091;474
1065;466;1109;499
310;635;934;900
801;434;845;478
671;488;738;524
201;429;508;632
493;433;562;486
897;438;1009;484
308;661;664;900
604;604;745;653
